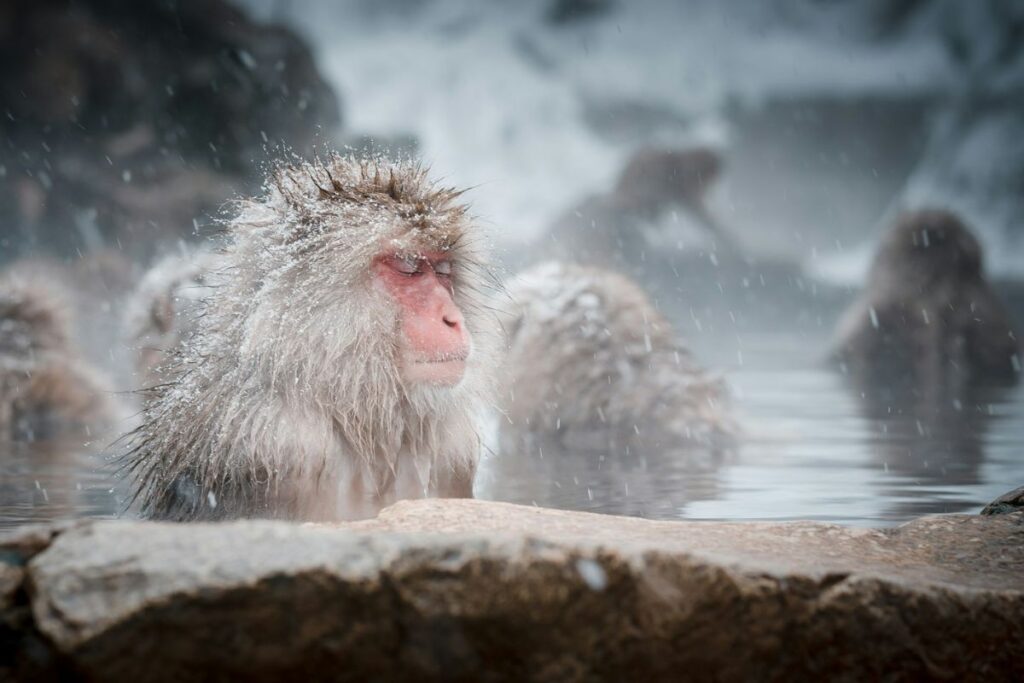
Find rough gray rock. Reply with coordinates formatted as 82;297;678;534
10;500;1022;681
1;523;68;607
1;522;73;681
981;485;1024;516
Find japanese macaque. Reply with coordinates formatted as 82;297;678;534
545;147;738;270
124;155;498;522
65;249;142;385
832;209;1020;401
497;262;734;458
124;245;221;387
0;267;118;440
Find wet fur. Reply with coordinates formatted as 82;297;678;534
124;245;221;387
833;209;1020;397
123;155;498;521
498;262;734;457
0;268;116;440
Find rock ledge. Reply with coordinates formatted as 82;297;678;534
2;500;1022;681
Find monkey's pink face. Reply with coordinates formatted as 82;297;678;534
373;251;471;387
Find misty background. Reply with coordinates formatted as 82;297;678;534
246;0;1024;282
1;0;1022;526
5;0;1023;275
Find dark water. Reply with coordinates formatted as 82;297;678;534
2;315;1023;530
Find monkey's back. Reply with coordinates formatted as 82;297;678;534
833;210;1021;393
124;245;223;388
0;269;116;439
500;262;734;456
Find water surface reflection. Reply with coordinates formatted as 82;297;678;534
0;436;118;529
480;341;1024;526
3;341;1023;529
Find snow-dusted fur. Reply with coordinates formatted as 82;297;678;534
498;262;734;456
123;155;498;521
124;244;222;388
0;267;117;439
833;209;1020;397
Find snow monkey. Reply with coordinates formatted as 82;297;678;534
124;155;498;521
833;209;1020;400
0;267;118;440
124;245;221;388
545;146;738;270
497;262;734;458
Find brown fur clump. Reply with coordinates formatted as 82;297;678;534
833;209;1020;397
614;147;721;206
545;146;737;272
498;262;734;457
0;267;117;440
124;154;498;522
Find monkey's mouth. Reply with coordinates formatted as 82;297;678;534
415;352;469;364
405;351;469;386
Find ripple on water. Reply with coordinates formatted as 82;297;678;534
3;364;1023;528
479;362;1024;526
0;436;120;530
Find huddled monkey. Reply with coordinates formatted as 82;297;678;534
497;261;734;458
832;209;1020;401
0;267;118;440
124;155;499;521
545;146;738;270
124;245;221;387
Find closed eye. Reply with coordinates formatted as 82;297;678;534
393;256;422;276
434;260;452;277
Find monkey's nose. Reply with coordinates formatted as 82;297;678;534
443;314;460;329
